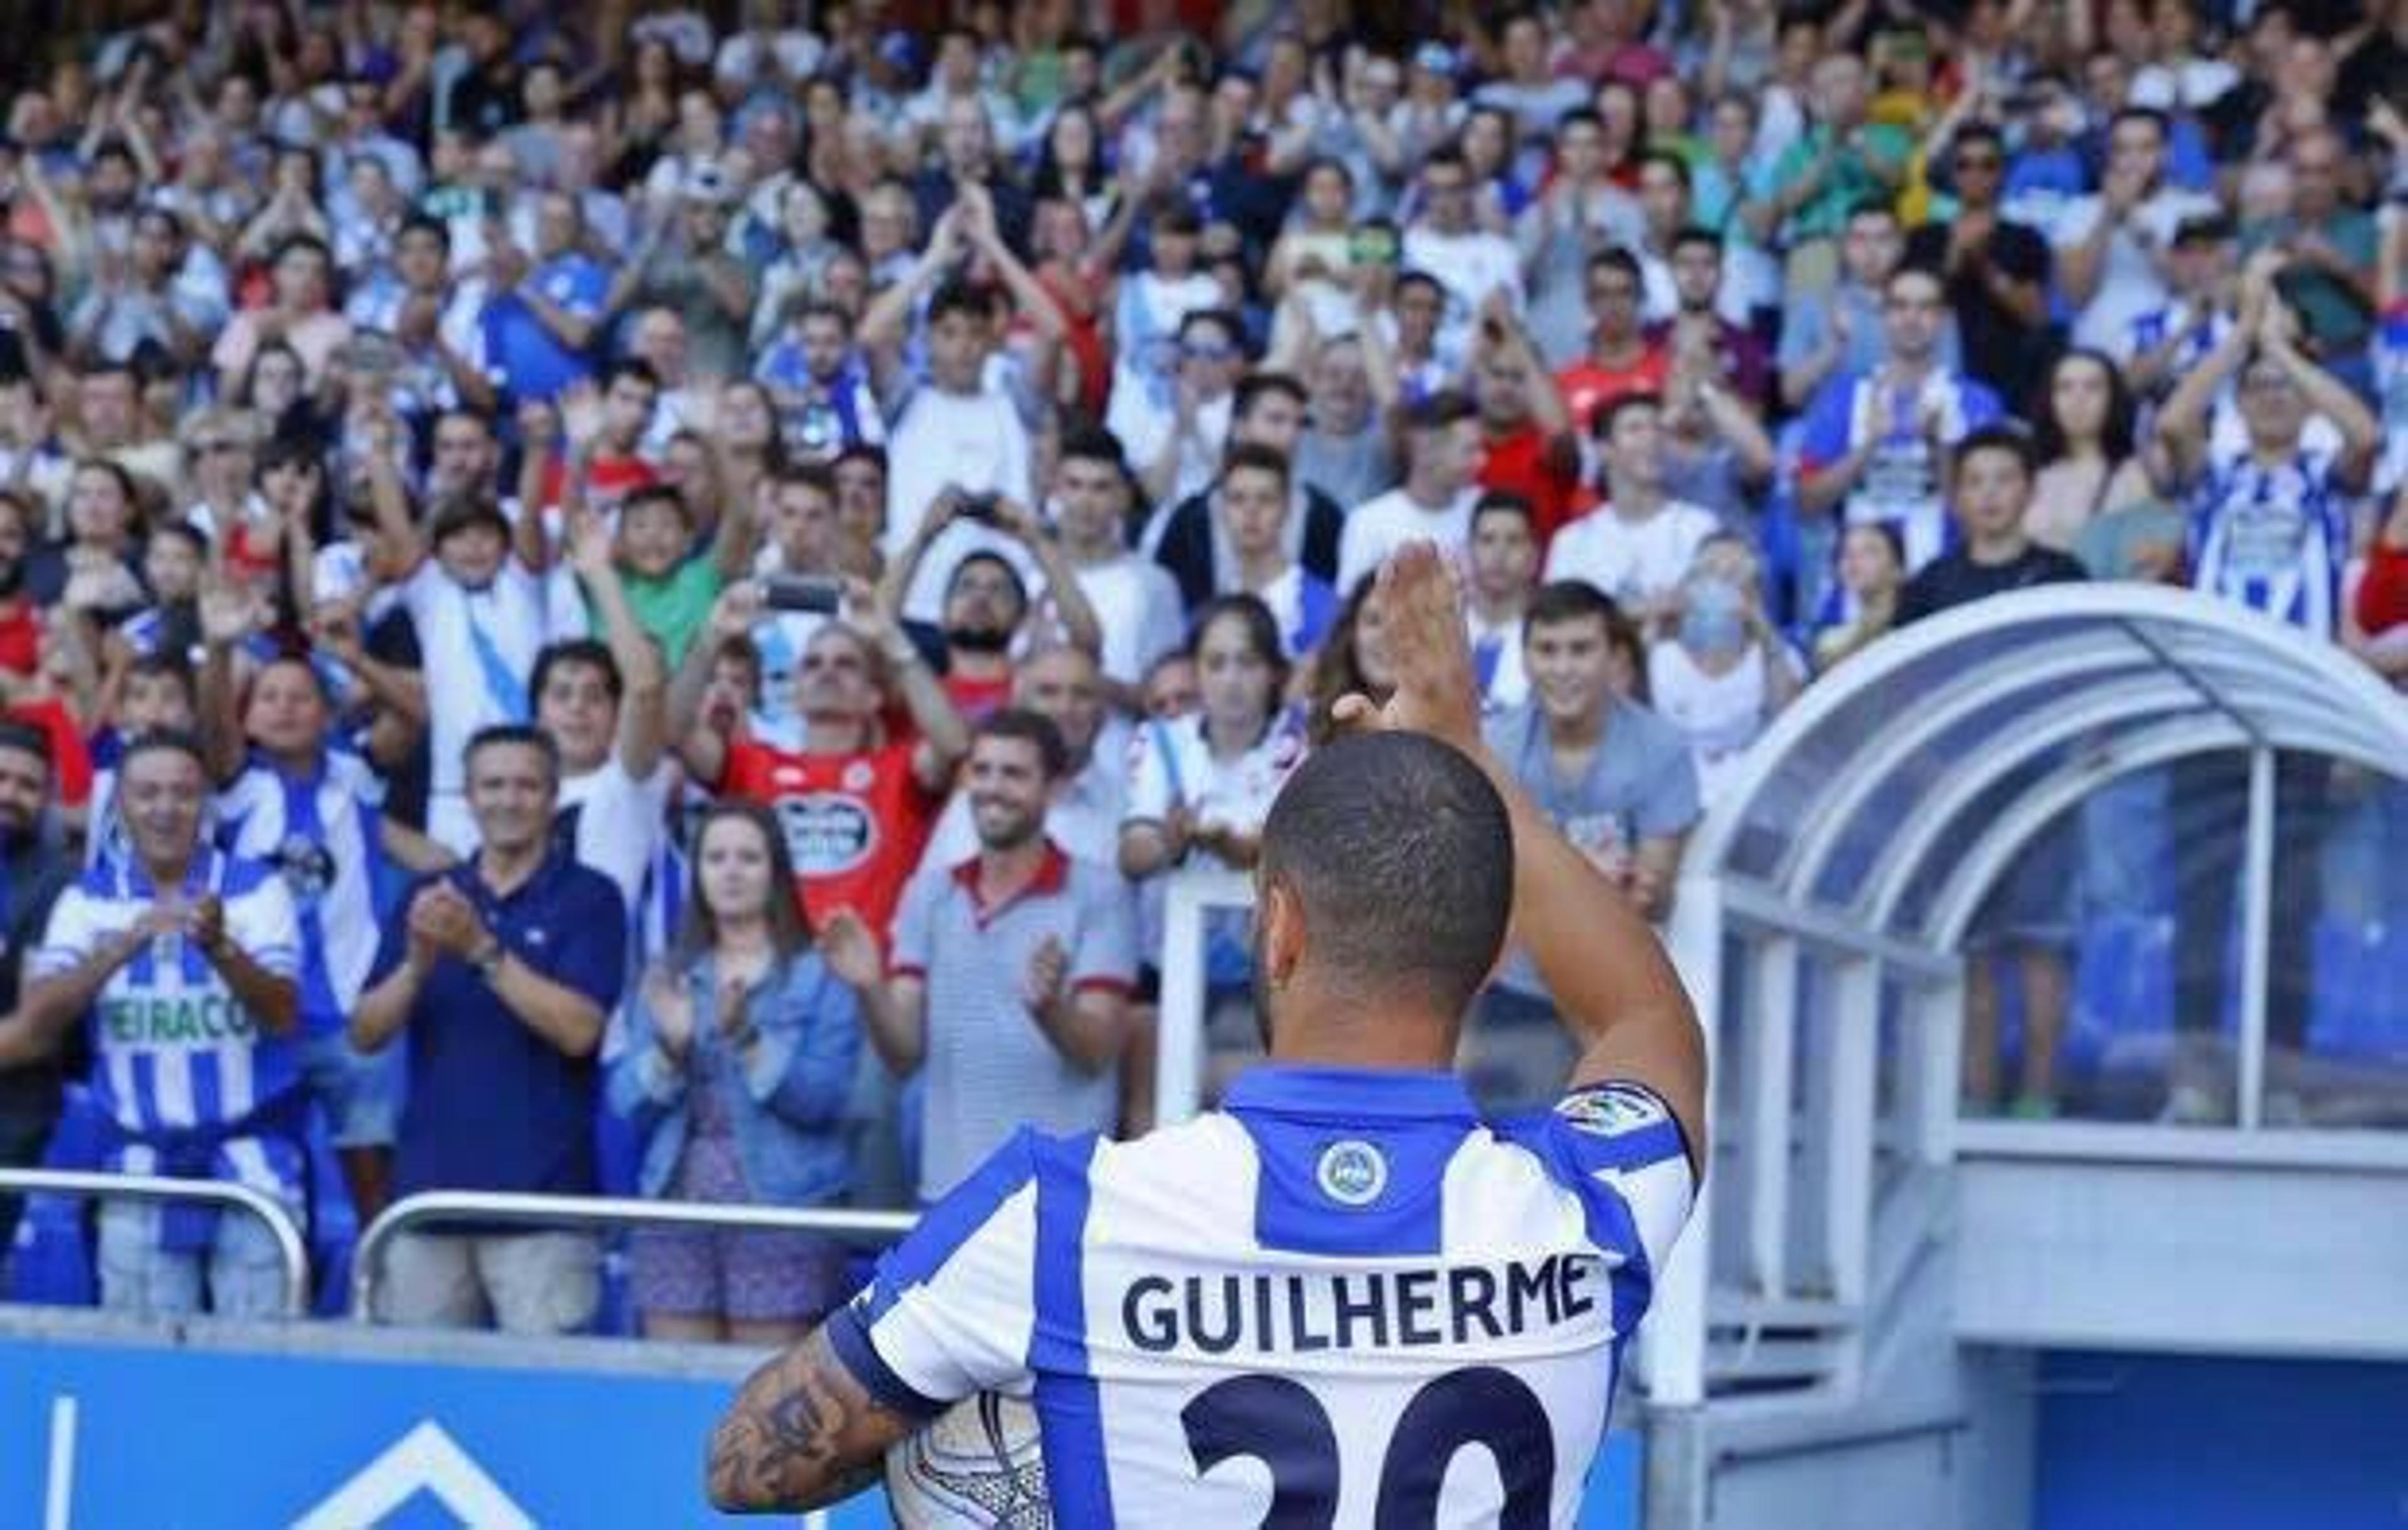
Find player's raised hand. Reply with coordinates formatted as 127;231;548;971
1329;542;1480;752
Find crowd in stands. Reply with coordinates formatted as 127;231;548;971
0;0;2402;1341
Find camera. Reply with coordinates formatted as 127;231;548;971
759;574;845;615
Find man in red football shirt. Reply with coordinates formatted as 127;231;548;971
1555;247;1670;433
670;580;970;936
1470;302;1583;547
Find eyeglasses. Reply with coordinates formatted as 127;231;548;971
191;440;245;456
1182;343;1239;362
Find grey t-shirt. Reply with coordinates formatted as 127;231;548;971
1294;424;1397;519
891;845;1138;1201
1481;697;1702;1000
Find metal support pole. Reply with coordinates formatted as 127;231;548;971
2236;746;2276;1131
1745;937;1800;1299
1644;885;1723;1409
1151;867;1256;1128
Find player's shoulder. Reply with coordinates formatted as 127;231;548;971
1077;1114;1262;1240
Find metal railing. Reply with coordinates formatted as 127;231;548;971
0;1166;312;1317
350;1191;920;1320
1154;865;1258;1126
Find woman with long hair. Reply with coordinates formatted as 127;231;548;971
1303;576;1397;745
1121;595;1306;879
1120;596;1308;1097
2027;348;2153;554
1030;101;1117;234
1813;520;1908;672
607;801;865;1345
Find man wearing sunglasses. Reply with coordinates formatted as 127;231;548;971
1904;124;2052;406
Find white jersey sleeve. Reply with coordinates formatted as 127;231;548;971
827;1128;1048;1418
30;883;102;980
1514;1080;1698;1280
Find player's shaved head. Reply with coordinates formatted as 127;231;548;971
1258;731;1514;1025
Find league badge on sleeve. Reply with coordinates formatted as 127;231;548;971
1555;1083;1671;1139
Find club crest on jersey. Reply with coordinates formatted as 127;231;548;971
1556;1084;1668;1138
1316;1139;1388;1206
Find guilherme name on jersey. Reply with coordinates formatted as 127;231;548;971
1121;1254;1603;1356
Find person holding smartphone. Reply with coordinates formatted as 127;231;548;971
878;485;1104;720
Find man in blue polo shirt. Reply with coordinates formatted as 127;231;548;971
352;724;626;1334
483;189;610;404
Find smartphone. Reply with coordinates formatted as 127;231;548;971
760;573;845;615
956;492;1001;525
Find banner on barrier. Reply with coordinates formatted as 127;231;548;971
1;1329;1640;1527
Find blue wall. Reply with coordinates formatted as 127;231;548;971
1;1326;1641;1527
2037;1351;2408;1530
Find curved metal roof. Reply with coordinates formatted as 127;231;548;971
1691;584;2408;949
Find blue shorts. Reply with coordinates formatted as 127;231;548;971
299;1031;403;1150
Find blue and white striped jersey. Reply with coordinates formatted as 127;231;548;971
833;1065;1696;1527
214;749;389;1037
2187;446;2352;639
31;851;303;1184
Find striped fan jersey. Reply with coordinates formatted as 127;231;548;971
30;850;303;1196
831;1064;1696;1527
214;748;389;1038
2187;445;2352;640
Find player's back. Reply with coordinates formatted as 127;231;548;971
850;1063;1694;1528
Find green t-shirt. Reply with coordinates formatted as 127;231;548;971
613;556;722;670
1766;123;1913;246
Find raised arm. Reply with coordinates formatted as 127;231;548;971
997;496;1103;656
958;186;1067;344
857;208;964;359
567;510;670;780
1334;545;1707;1168
2262;310;2380;488
364;437;427;582
848;580;969;791
513;398;564;574
2151;317;2251;490
668;581;763;788
194;579;265;786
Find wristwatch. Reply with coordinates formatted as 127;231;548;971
470;939;506;979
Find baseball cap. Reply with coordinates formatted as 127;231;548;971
1412;42;1458;76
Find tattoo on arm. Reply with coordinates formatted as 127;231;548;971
706;1328;904;1512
